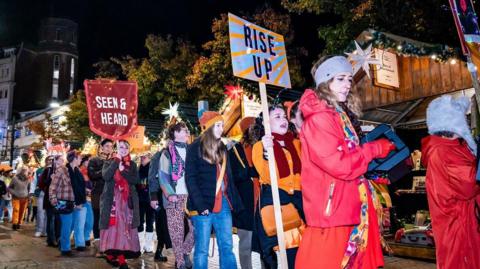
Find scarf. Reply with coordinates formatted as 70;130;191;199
109;155;132;227
335;105;371;269
168;141;187;182
271;132;301;179
114;155;131;202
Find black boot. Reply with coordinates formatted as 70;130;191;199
154;248;167;262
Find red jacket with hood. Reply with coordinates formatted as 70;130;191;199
421;135;480;269
299;89;384;228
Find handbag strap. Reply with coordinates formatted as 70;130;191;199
215;154;227;195
232;145;246;169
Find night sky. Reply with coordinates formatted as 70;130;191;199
0;0;328;88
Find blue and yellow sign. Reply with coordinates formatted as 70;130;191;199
228;13;291;88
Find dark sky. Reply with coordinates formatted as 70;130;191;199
0;0;327;87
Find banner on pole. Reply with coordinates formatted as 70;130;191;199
228;13;291;88
449;0;480;54
84;80;138;140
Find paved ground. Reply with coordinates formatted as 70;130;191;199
0;222;436;269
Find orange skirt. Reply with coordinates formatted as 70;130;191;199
295;195;384;269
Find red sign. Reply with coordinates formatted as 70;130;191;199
84;80;138;139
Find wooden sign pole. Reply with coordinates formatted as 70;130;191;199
259;82;289;269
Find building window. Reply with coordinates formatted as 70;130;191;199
4;89;7;99
52;54;60;99
5;69;8;78
53;55;60;79
55;29;60;40
70;58;75;96
52;83;58;99
24;127;32;136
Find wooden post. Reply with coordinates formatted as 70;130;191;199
259;82;288;269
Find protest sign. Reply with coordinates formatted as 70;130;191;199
84;80;138;140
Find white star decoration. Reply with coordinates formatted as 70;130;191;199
345;41;382;79
161;102;179;120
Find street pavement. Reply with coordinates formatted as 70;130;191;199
0;222;436;269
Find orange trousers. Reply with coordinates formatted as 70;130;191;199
12;198;28;225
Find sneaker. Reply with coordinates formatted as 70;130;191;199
41;233;47;237
76;246;86;251
85;240;91;247
34;232;42;237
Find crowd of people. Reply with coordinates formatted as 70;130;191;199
0;55;479;269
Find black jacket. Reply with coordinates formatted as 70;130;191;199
87;156;106;209
39;167;54;210
185;139;244;214
136;163;151;203
228;142;258;230
67;164;86;206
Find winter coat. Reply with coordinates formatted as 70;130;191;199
299;89;383;228
67;164;86;206
136;163;151;203
8;174;30;199
185;138;244;214
49;166;75;204
88;156;107;209
421;135;480;269
99;158;140;230
229;142;259;231
38;167;54;209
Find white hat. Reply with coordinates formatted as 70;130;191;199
314;56;353;86
426;95;477;155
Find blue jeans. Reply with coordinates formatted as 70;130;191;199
191;197;237;269
84;202;93;242
59;213;73;252
72;205;87;248
0;199;12;222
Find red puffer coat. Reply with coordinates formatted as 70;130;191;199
299;89;383;228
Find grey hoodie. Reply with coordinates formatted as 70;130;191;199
9;174;30;199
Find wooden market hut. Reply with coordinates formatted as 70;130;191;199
355;29;474;130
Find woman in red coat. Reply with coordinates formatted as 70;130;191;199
295;56;395;269
421;95;480;269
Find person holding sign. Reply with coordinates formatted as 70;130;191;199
185;111;244;269
251;105;305;269
295;56;395;269
99;140;141;269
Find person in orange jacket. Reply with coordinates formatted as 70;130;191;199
421;95;480;269
295;55;395;269
251;104;305;269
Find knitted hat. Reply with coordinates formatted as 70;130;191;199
199;111;223;132
314;56;353;86
426;95;477;155
239;117;255;134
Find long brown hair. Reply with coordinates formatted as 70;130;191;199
200;126;225;164
311;56;363;116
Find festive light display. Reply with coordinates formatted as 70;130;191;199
346;30;461;63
